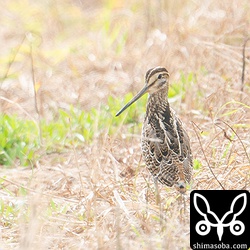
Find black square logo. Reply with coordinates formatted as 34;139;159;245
190;190;249;250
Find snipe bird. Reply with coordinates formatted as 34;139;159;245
116;67;193;193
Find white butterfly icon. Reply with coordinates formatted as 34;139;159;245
193;193;247;241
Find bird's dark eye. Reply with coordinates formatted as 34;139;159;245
158;74;162;79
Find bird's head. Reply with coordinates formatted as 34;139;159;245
116;66;169;116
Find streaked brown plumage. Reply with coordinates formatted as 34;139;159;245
116;67;193;193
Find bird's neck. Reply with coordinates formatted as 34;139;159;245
148;89;169;105
146;90;170;117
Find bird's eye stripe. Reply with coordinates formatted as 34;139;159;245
148;78;158;88
146;68;169;83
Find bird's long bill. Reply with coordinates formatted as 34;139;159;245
116;85;148;116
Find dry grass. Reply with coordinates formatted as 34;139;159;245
0;0;250;249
